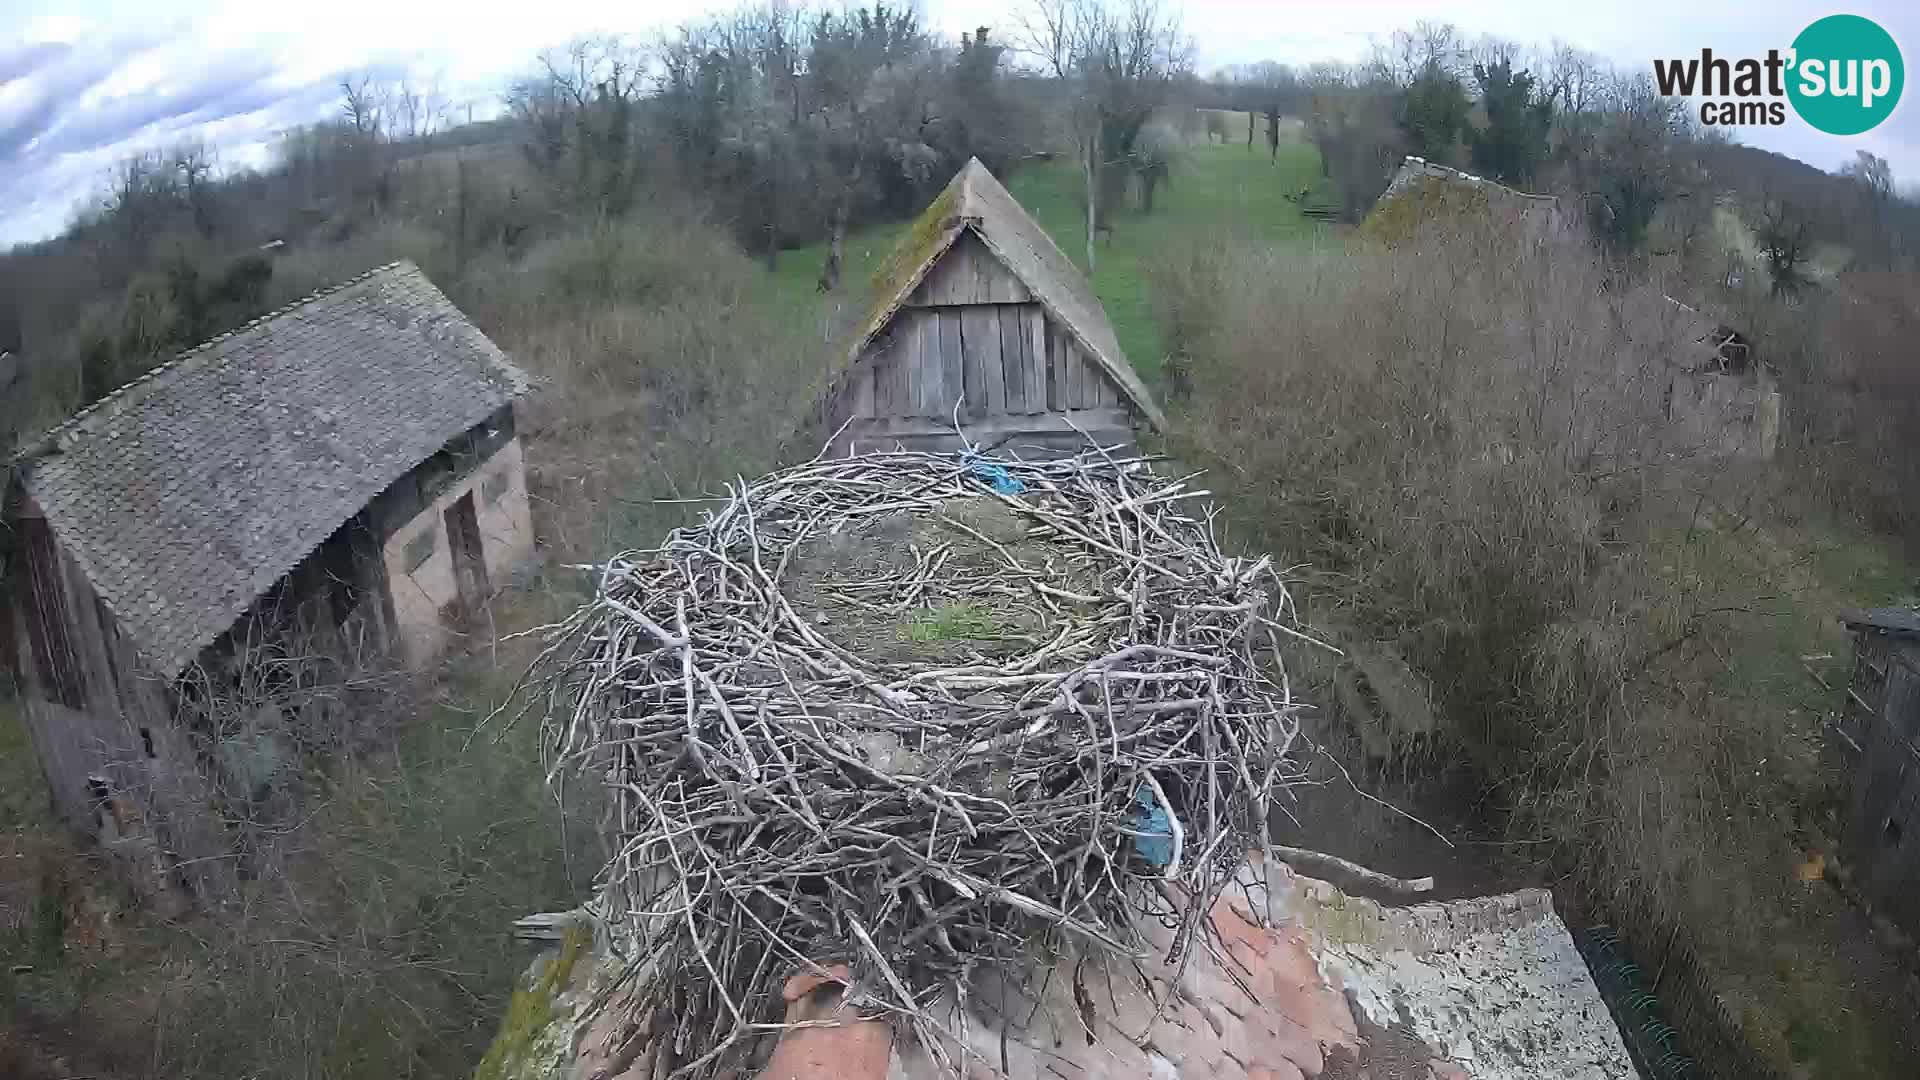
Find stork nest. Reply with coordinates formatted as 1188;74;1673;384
515;449;1318;1077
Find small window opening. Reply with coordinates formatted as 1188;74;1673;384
402;528;438;573
140;727;155;758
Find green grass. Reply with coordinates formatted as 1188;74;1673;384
771;134;1328;386
905;603;1002;643
1670;505;1908;728
1645;501;1914;1079
0;698;50;836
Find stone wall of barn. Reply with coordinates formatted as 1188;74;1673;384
378;433;534;665
2;504;231;908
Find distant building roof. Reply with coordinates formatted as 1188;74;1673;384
16;261;530;676
1842;607;1920;638
1379;155;1558;208
842;157;1164;429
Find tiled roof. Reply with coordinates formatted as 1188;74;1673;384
1379;155;1558;207
845;158;1165;429
19;261;530;676
1842;607;1920;637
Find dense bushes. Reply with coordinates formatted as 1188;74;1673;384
1156;201;1920;1073
1154;209;1799;928
1770;272;1920;554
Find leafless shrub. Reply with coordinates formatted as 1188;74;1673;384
1153;209;1785;936
120;636;598;1079
1767;272;1920;553
456;201;825;560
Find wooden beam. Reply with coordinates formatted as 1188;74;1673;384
962;307;1002;420
1025;307;1047;415
942;309;968;420
999;305;1027;413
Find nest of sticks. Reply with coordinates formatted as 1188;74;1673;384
518;449;1318;1076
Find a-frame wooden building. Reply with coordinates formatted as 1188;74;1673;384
817;159;1163;458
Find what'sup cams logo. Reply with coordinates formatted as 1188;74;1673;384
1654;14;1903;134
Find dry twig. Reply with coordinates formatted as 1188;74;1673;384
508;450;1316;1077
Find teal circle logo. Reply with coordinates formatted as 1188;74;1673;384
1788;15;1903;135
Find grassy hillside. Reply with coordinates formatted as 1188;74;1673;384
772;136;1328;384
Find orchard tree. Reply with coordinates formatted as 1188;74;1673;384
1469;58;1553;185
1398;64;1469;162
1023;0;1191;271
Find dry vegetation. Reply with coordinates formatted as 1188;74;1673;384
1768;271;1920;552
1;167;829;1077
1154;209;1918;1076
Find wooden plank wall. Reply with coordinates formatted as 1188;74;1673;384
909;232;1033;307
855;234;1128;421
860;305;1125;422
830;230;1139;457
1845;640;1920;937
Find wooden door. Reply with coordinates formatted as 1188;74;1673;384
442;492;489;619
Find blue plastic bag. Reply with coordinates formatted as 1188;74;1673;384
1129;786;1176;868
961;452;1026;496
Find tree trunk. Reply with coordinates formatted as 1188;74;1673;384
455;156;471;271
817;215;844;292
1246;110;1254;150
818;163;859;292
1084;126;1099;274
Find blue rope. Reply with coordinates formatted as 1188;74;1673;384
960;451;1026;496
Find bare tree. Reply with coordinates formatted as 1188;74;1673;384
339;74;386;139
172;139;217;239
1021;0;1190;272
1370;21;1462;87
804;5;927;292
1842;150;1894;202
1542;42;1607;116
509;36;650;216
1758;189;1817;296
1467;34;1523;73
390;75;448;144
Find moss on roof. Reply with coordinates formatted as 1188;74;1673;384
1361;175;1494;246
858;181;961;343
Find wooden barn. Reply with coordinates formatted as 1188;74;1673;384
1834;608;1920;938
816;158;1163;458
0;261;534;905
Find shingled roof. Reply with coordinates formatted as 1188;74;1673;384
847;158;1164;429
17;260;529;677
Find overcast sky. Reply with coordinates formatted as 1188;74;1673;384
2;0;1914;249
